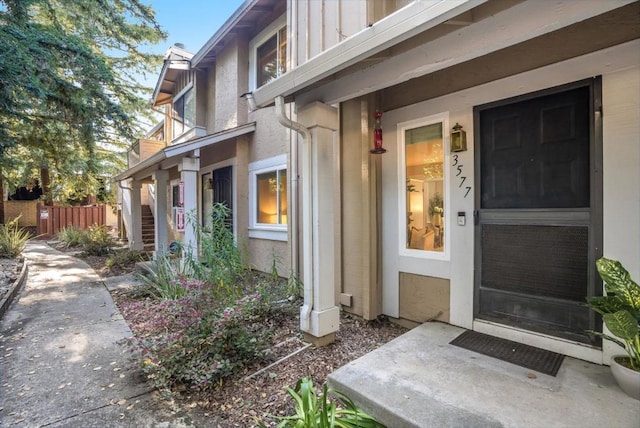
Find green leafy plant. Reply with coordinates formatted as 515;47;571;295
57;225;87;248
123;288;273;392
586;258;640;371
263;377;386;428
105;249;147;269
81;225;116;256
138;251;190;300
0;216;31;258
428;193;443;218
184;203;246;300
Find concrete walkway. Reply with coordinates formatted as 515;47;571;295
329;322;640;428
0;241;195;427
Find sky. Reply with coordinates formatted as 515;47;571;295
148;0;246;54
139;0;246;87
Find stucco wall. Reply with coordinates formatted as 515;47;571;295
244;106;291;276
248;106;290;162
213;36;249;133
205;66;216;133
4;200;38;226
214;39;240;132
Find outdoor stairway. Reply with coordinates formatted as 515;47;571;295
141;205;155;252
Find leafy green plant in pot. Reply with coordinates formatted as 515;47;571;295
586;258;640;400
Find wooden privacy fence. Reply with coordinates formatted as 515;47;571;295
36;204;107;236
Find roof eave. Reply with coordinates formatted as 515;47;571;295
251;0;487;107
191;0;260;67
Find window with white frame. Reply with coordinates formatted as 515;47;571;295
249;155;287;241
249;15;287;90
172;86;195;139
399;114;449;258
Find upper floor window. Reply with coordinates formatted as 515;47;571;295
249;15;287;90
173;86;195;139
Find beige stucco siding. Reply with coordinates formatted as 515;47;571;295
4;200;38;226
247;239;290;277
213;39;246;132
244;106;291;276
205;66;216;133
248;107;290;162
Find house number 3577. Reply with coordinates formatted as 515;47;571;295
452;154;472;198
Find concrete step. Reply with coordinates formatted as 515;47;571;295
327;322;640;428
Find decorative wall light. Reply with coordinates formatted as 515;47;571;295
450;122;467;152
370;110;387;154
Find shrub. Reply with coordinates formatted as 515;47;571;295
0;216;30;258
138;251;191;300
262;377;386;428
144;203;246;302
185;203;246;299
105;249;147;269
57;225;86;248
123;291;271;392
81;224;115;255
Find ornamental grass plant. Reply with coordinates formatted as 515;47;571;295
0;216;31;258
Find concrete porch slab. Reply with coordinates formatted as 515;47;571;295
328;322;640;428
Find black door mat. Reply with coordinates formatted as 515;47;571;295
450;330;565;377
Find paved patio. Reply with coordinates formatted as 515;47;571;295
328;322;640;428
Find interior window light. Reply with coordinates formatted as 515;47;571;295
405;123;445;252
256;169;287;225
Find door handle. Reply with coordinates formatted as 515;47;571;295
474;210;479;225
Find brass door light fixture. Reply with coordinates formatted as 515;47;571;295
450;122;467;152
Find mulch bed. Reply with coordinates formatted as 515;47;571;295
52;245;408;426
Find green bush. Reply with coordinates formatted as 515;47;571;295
0;216;30;258
262;377;386;428
122;203;299;393
143;203;246;302
57;225;86;248
81;224;115;256
185;203;246;299
123;287;272;392
138;251;190;300
105;249;147;269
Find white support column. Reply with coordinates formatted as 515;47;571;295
179;157;200;262
152;169;169;256
130;179;143;251
298;102;341;344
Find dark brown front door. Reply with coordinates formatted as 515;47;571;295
474;79;602;344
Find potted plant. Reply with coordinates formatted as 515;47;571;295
586;258;640;400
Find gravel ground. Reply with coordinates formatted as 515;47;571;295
0;257;23;302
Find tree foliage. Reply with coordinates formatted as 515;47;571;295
0;0;166;203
